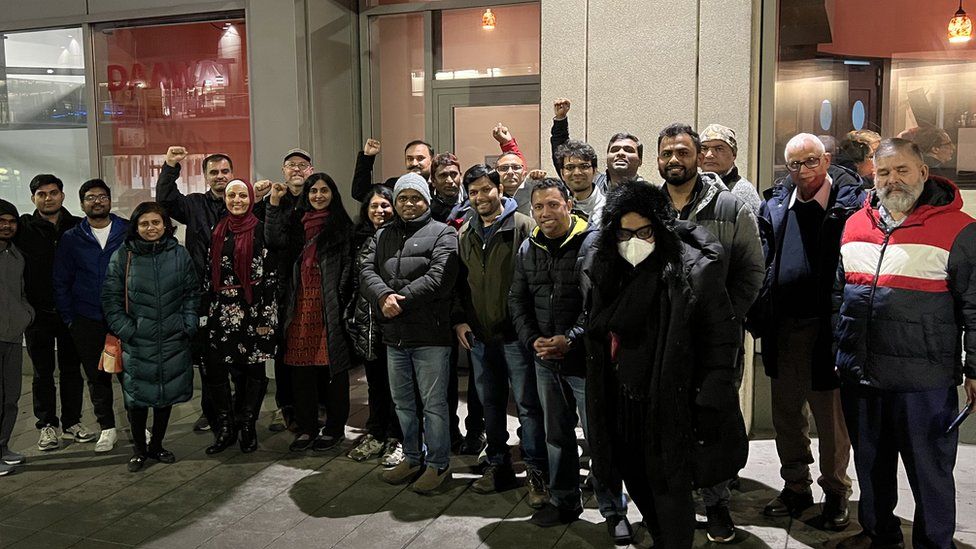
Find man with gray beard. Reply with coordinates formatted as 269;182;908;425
835;138;976;549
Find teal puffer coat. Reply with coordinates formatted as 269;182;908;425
102;236;200;408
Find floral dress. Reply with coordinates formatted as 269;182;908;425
203;226;279;365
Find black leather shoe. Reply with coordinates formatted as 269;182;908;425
838;533;905;549
763;488;814;517
606;515;634;546
529;503;582;527
127;454;148;472
821;493;850;531
239;420;258;453
148;448;176;464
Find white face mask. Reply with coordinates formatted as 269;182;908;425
617;238;656;267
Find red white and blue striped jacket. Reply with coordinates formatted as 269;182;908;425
836;177;976;391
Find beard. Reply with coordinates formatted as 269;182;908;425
661;165;693;186
877;183;922;214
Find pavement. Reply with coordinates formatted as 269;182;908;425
1;366;974;549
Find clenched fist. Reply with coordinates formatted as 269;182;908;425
553;98;571;120
492;123;513;145
269;182;288;206
165;146;188;167
253;179;272;198
364;138;381;156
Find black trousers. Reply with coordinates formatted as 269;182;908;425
363;346;402;441
69;316;118;430
25;310;83;429
292;367;350;437
0;341;23;450
128;405;173;453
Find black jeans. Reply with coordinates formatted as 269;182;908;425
0;341;23;450
26;310;83;429
69;316;117;430
291;367;349;437
363;346;402;441
128;405;173;453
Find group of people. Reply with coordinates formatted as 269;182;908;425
0;97;973;549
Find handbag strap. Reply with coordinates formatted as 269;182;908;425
124;251;132;314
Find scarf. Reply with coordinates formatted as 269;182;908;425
210;179;259;303
300;209;330;282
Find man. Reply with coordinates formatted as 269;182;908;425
492;123;527;198
753;133;863;529
551;98;643;192
429;152;465;224
451;164;548;507
351;139;434;202
53;179;128;453
914;126;956;182
156;146;270;431
658;123;763;540
361;173;459;495
836;138;976;549
0;200;34;475
554;139;606;226
699;123;762;214
509;179;631;544
267;148;314;433
15;175;85;451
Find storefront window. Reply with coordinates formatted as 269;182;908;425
774;0;976;189
436;4;541;80
0;27;89;215
92;17;250;215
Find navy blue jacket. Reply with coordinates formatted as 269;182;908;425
53;214;129;325
750;166;865;390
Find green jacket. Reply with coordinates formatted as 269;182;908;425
453;198;535;343
102;236;200;409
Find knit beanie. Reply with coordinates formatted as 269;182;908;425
393;172;431;204
0;199;19;219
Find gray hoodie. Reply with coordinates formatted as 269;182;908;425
0;241;35;343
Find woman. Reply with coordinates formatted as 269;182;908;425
102;202;200;472
344;185;403;465
581;182;743;549
203;179;278;455
265;173;355;452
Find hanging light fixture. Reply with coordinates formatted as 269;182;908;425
948;0;973;43
482;8;496;31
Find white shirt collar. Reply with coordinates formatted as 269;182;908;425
789;174;832;210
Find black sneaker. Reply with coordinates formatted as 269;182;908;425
705;504;736;543
458;432;487;456
606;515;634;546
289;434;313;452
529;503;582;527
312;433;343;452
192;415;211;432
763;487;814;517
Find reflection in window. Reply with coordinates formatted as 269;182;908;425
0;27;90;216
93;18;251;216
774;0;976;188
436;4;540;80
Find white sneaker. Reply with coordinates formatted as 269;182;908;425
62;423;98;443
38;426;61;451
381;439;404;468
95;428;117;453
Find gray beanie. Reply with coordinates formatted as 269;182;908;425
393;172;431;204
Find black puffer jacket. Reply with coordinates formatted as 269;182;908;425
508;215;595;376
347;223;383;361
15;208;81;313
360;210;459;348
265;204;355;375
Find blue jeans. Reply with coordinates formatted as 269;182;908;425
470;339;547;470
535;364;627;517
387;346;451;469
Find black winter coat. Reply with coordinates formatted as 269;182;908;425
582;223;744;493
347;223;383;361
15;208;80;313
750;167;865;390
360;210;459;348
508;216;595;376
265;204;355;376
101;236;200;408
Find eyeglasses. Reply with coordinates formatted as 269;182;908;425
396;195;425;205
496;164;523;173
615;224;654;241
284;162;311;171
562;163;593;173
786;156;823;172
83;194;110;203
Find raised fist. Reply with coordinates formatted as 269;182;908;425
364;138;381;156
253;179;272;198
269;182;288;205
165;146;188;167
527;169;547;181
553;98;571;120
492;123;513;145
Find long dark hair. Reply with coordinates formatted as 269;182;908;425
356;184;394;233
298;172;353;242
594;180;685;286
127;201;175;241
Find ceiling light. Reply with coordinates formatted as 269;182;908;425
948;0;973;43
482;9;496;31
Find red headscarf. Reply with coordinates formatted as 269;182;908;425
210;179;259;303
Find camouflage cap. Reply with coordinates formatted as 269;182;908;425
700;124;738;153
